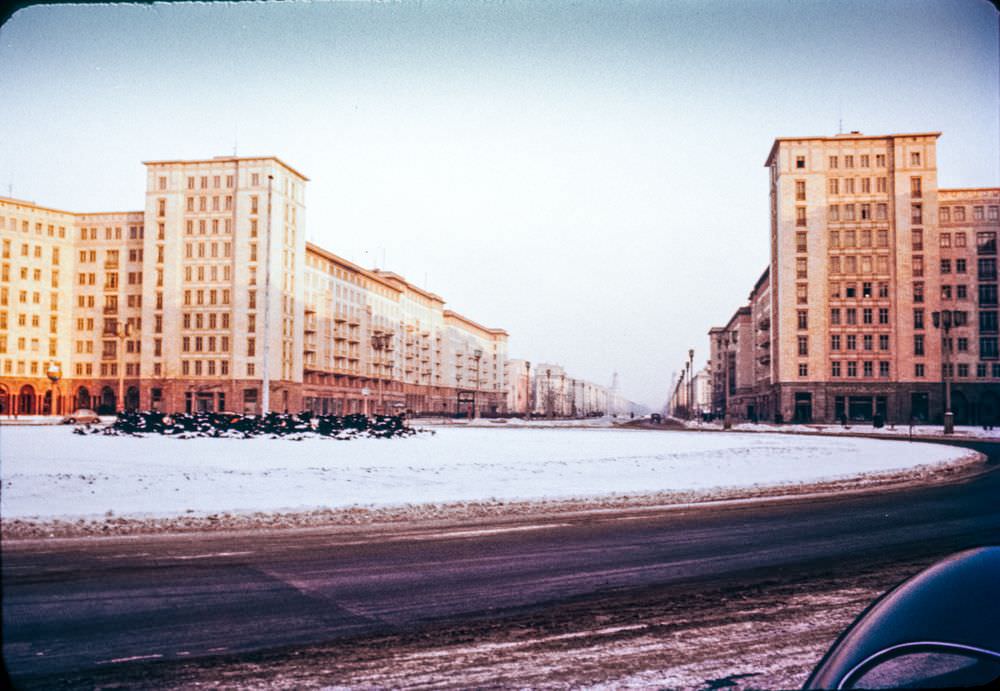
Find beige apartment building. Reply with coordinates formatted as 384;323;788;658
709;131;999;424
0;154;509;416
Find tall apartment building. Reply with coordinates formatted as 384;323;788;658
709;132;999;424
0;155;510;416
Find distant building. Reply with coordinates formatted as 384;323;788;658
0;155;508;416
706;131;999;424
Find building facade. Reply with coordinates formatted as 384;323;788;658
708;132;999;425
0;155;509;416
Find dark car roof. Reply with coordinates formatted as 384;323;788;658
805;546;1000;688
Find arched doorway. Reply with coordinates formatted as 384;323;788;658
125;386;140;412
0;384;9;415
98;387;116;415
980;391;1000;427
42;390;53;415
952;390;970;425
76;387;91;410
18;385;36;415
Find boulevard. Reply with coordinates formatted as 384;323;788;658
4;437;998;689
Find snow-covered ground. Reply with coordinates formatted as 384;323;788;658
681;419;1000;439
0;426;980;527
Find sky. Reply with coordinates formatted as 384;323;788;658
1;0;997;408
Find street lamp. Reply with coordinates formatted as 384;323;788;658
525;360;532;419
371;331;392;416
116;321;133;413
546;368;553;419
46;361;61;416
688;348;695;420
472;348;483;418
931;309;966;434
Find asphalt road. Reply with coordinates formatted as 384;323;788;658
3;438;999;688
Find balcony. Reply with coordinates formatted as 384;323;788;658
104;260;119;269
304;318;317;333
103;306;118;315
757;316;770;331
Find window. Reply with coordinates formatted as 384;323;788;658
829;179;839;195
982;337;999;359
863;334;873;351
828;156;837;169
797;310;808;329
796;232;807;253
860;155;869;167
251;196;259;214
846;283;857;298
990;206;999;221
831;361;841;377
914;309;924;329
876;204;887;221
911;204;922;225
913;282;924;303
941;206;951;222
876;177;887;193
798;363;808;377
796;207;807;227
940;259;951;274
862;281;872;298
860;203;871;220
861;177;871;193
957;337;969;352
879;334;889;350
844;155;854;168
863;361;873;377
978;232;997;255
863;308;873;324
843;204;855;221
955;207;966;222
915;363;925;377
829;204;840;221
979;284;998;306
977;363;987;378
844;178;855;194
879;361;889;377
847;361;858;377
831;334;841;350
796;283;808;304
831;308;841;325
974;206;984;221
957;363;969;378
910;151;921;166
980;310;998;334
914;334;925;356
797;336;808;356
830;231;840;248
957;285;968;300
796;258;807;279
878;308;889;324
910;176;921;198
956;232;967;247
847;334;857;350
795;180;806;200
979;258;997;280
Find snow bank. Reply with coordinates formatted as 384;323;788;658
0;426;980;530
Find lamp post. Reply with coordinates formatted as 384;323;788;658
688;348;695;420
932;309;965;434
46;361;61;416
371;331;392;415
525;360;532;418
472;348;483;418
116;321;133;413
546;368;553;419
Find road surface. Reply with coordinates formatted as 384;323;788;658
3;438;998;689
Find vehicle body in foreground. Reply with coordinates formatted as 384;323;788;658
805;546;1000;689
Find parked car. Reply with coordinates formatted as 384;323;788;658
61;408;100;425
650;413;662;423
805;546;1000;689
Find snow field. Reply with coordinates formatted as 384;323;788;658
0;426;980;522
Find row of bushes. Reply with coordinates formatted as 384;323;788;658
75;411;421;439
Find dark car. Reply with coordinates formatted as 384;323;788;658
804;546;1000;689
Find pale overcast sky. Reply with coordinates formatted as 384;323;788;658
1;0;997;408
